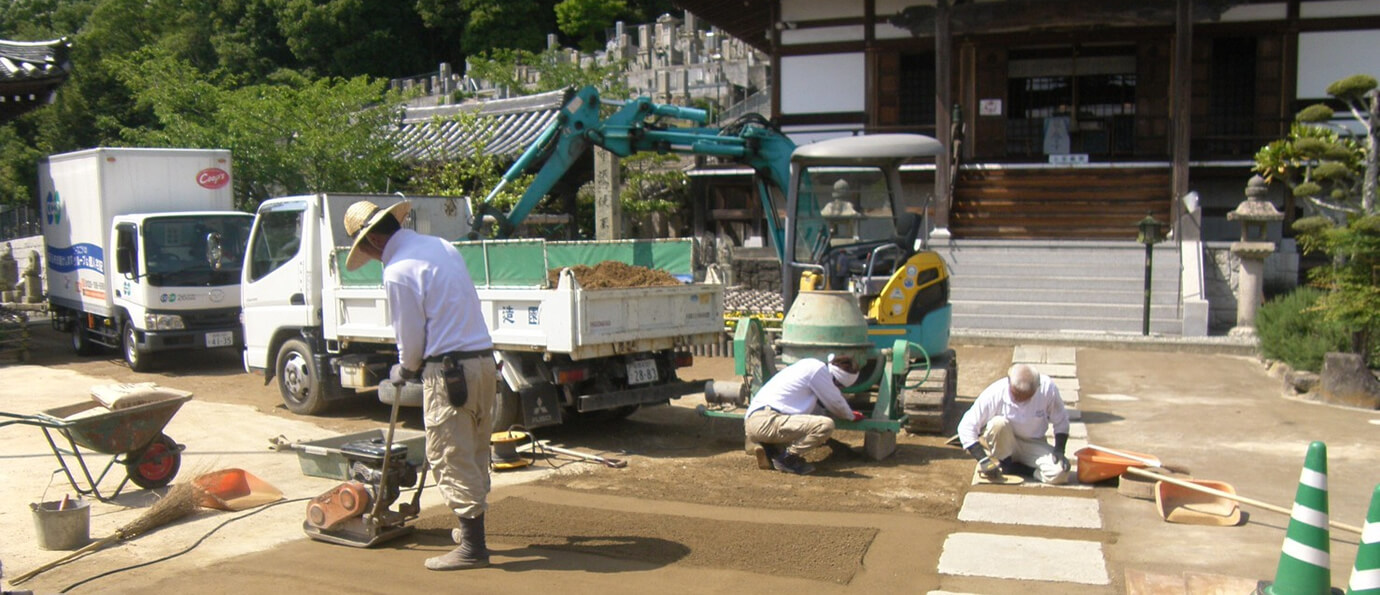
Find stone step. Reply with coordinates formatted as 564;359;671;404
947;262;1180;282
952;286;1179;305
952;312;1184;334
953;300;1181;320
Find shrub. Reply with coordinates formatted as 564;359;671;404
1256;288;1353;372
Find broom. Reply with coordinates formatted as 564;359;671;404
10;481;205;585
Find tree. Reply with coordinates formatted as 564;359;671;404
118;50;405;209
1292;214;1380;365
1254;74;1378;224
555;0;627;52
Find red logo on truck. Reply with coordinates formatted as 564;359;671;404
197;168;230;189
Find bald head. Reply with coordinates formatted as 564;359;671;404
1008;364;1039;402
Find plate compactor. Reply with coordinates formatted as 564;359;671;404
304;394;426;547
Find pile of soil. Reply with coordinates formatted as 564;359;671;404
549;261;682;289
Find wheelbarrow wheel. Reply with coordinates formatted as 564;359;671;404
126;433;182;489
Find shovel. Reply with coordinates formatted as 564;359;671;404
523;440;627;468
1123;466;1363;536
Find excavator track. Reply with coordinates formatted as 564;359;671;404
902;350;958;435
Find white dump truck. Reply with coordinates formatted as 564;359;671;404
239;193;723;429
39;147;254;371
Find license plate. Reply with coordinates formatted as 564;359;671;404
626;359;658;385
206;331;234;348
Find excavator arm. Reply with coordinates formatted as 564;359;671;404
475;86;795;257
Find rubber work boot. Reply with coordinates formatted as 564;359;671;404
426;514;490;571
771;451;815;475
752;443;780;470
999;457;1036;477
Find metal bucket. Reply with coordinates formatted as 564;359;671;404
30;499;91;550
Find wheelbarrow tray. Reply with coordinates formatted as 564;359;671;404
35;393;193;455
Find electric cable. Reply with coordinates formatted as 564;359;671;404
60;496;312;593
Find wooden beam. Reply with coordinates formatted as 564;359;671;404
933;0;953;236
892;0;1244;35
1171;0;1193;237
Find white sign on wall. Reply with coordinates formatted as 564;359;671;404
979;99;1003;116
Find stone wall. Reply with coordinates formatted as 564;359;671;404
731;254;780;292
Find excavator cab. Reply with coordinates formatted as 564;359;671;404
781;134;952;358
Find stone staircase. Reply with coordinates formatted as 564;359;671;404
934;239;1183;335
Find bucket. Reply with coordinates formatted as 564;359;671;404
30;498;91;550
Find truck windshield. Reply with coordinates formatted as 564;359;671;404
793;167;898;264
143;214;253;287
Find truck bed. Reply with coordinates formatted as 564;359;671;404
326;238;724;359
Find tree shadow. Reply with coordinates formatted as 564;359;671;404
410;528;690;573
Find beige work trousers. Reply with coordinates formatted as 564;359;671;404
744;408;835;456
423;356;497;519
981;417;1070;484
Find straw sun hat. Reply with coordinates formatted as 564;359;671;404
343;199;412;271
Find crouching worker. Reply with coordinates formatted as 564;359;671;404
744;354;864;475
957;364;1071;484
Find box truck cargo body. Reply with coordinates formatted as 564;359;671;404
39;147;253;371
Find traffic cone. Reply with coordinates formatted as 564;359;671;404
1257;441;1339;595
1347;484;1380;594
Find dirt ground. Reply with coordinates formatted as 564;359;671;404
5;320;1377;594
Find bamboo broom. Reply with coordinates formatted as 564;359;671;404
10;481;205;585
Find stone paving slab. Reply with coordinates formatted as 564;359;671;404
939;532;1110;585
1025;363;1078;378
957;492;1102;528
1053;377;1081;392
1013;345;1078;365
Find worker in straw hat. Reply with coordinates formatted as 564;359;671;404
742;354;865;475
957;363;1071;484
343;198;497;570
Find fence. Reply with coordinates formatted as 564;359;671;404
0;205;40;242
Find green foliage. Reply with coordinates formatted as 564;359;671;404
118;50;405;209
1257;287;1354;372
1253;72;1377;223
1292;213;1380;364
465;48;629;97
555;0;627;52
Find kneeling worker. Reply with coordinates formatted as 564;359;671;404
957;363;1071;484
744;354;864;475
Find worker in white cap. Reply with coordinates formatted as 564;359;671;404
743;354;864;475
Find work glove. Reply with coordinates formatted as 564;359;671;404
389;363;419;387
851;410;865;422
1052;452;1070;472
965;442;1002;479
1052;432;1070;471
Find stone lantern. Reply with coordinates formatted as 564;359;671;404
1225;175;1283;337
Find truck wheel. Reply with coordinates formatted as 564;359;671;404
277;338;329;415
122;322;152;372
71;318;97;356
492;383;522;432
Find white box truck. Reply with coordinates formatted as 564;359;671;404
240;193;723;429
39;147;255;371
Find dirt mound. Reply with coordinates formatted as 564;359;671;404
549;261;682;289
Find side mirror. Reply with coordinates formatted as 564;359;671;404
205;232;224;270
116;245;133;275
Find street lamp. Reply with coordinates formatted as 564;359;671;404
1136;212;1166;336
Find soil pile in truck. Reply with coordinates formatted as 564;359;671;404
548;261;682;289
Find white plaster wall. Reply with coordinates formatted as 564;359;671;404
1218;3;1288;21
1298;31;1380;99
781;26;866;45
780;0;860;21
780;53;866;114
1300;0;1380;18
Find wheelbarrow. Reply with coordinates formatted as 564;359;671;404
0;393;193;501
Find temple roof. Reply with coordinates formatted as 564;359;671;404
0;38;72;122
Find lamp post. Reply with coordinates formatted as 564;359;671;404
1136;212;1165;336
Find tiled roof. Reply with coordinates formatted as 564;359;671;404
394;88;570;161
0;38;70;84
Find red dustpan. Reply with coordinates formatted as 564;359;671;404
193;469;284;511
1073;446;1162;483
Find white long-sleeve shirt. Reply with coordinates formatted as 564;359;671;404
745;358;853;420
957;374;1069;449
381;229;493;372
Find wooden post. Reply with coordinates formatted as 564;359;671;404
932;0;953;239
1170;0;1192;232
594;147;621;240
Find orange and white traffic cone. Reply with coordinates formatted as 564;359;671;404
1347;484;1380;595
1257;441;1340;595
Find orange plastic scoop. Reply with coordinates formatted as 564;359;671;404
193;468;284;511
1074;446;1162;484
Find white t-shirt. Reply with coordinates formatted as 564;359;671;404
381;229;493;372
957;374;1069;449
745;358;853;420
